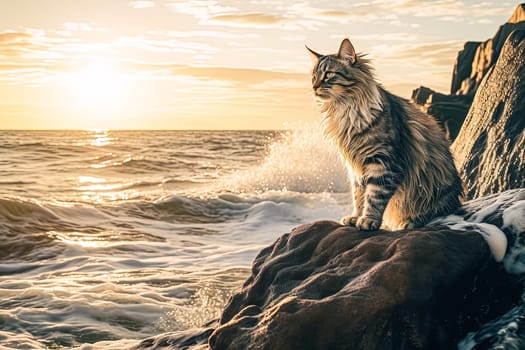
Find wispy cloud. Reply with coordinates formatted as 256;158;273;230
330;32;418;42
0;29;111;84
63;22;105;32
168;1;237;18
0;31;32;43
167;30;259;39
167;1;325;30
271;0;516;26
357;0;514;22
376;40;465;67
210;12;286;25
128;62;308;85
115;35;216;54
129;0;156;9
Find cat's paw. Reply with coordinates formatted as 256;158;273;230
356;216;381;231
340;215;358;226
397;221;416;230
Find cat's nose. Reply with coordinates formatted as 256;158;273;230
312;79;321;90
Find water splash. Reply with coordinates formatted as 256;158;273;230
221;122;348;194
157;282;233;330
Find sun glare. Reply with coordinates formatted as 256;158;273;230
63;60;132;128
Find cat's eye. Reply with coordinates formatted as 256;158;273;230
325;72;335;80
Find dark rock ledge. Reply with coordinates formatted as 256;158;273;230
133;189;525;350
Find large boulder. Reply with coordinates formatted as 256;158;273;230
133;190;525;350
207;190;524;350
452;30;525;200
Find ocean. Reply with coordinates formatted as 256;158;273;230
0;127;351;349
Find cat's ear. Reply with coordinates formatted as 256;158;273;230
305;45;322;64
338;38;357;64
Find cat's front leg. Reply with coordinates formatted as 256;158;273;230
356;171;399;231
341;179;365;226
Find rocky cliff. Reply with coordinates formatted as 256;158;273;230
411;4;525;141
452;30;525;200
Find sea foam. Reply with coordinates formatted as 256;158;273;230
221;123;349;194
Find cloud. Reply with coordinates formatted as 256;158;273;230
167;30;259;39
168;1;237;18
278;0;516;26
115;35;216;53
210;12;286;25
370;0;514;22
332;33;418;42
129;0;155;8
314;9;381;23
0;29;116;84
0;31;32;43
0;30;48;58
62;22;108;32
129;62;309;85
373;40;465;68
168;1;325;30
0;62;61;71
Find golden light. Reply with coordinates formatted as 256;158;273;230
63;60;132;128
47;231;111;249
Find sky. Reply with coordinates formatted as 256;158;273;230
0;0;522;130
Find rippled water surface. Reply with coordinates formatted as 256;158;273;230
0;128;350;349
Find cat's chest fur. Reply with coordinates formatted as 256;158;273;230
322;100;385;177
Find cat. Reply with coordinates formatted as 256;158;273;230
307;38;463;231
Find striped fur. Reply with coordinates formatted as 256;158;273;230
308;39;463;230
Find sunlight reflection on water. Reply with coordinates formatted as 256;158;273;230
89;130;114;147
0;128;349;348
78;176;107;184
47;231;113;248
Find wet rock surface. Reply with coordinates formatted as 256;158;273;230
133;189;525;350
209;219;519;350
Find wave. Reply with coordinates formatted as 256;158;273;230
0;197;150;260
0;197;59;222
218;123;349;194
126;190;348;229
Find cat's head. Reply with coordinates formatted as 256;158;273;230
306;39;375;103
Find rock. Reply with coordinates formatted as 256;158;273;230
133;190;525;350
453;4;525;96
212;223;485;350
508;3;525;24
206;191;525;350
452;189;525;349
411;4;525;141
132;326;213;350
452;30;525;200
450;42;481;95
411;86;471;140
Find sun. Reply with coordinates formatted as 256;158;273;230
63;60;132;128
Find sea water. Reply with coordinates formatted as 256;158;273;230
0;126;350;349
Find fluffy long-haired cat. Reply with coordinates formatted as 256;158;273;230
307;38;463;231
